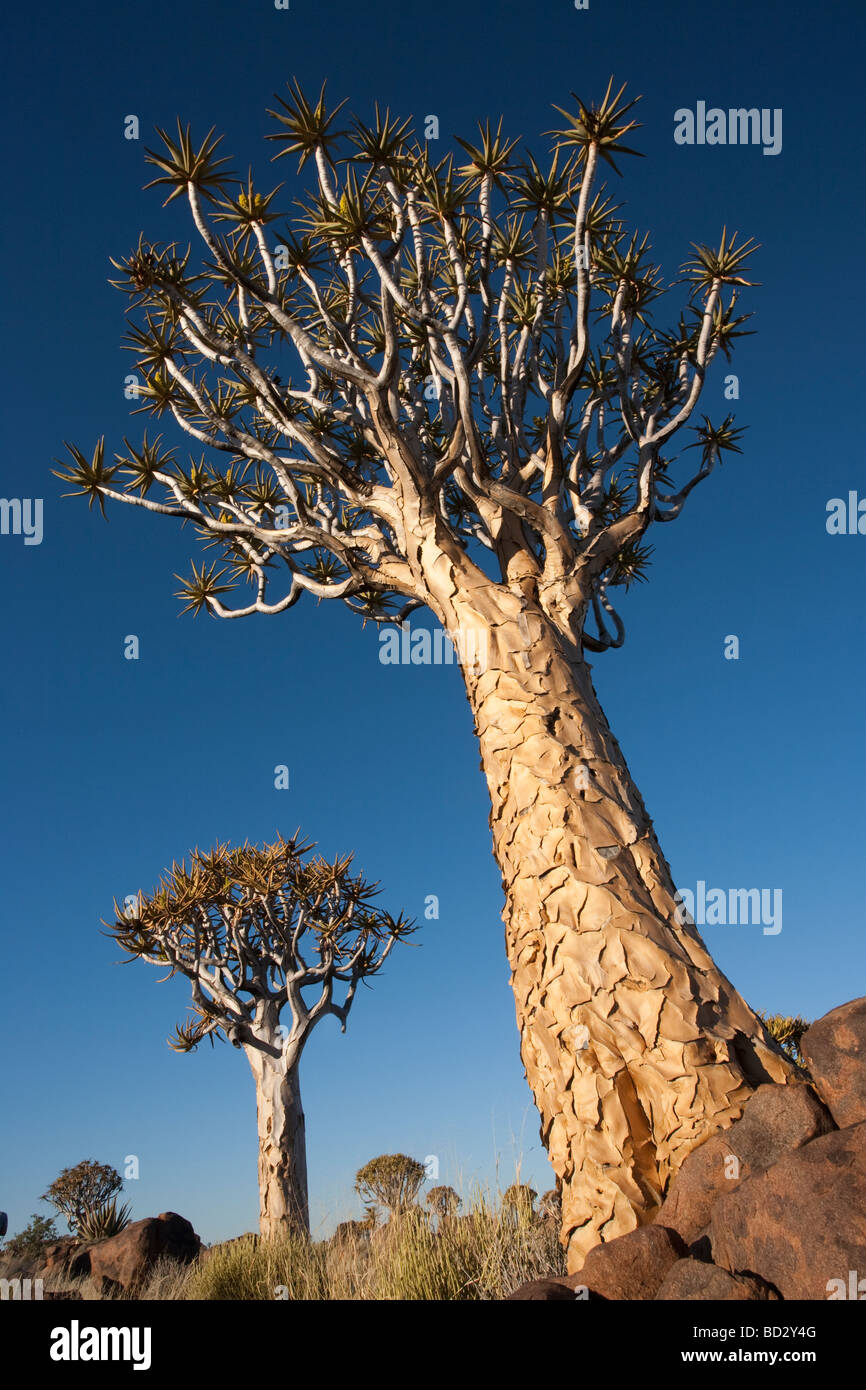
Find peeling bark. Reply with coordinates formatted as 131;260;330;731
247;1050;309;1239
435;578;796;1272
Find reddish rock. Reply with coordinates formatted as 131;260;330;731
40;1238;84;1275
655;1135;742;1246
656;1081;835;1244
655;1258;780;1301
802;997;866;1128
506;1278;580;1301
710;1122;866;1300
562;1224;687;1300
730;1081;836;1167
87;1212;201;1293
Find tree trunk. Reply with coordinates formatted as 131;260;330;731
441;582;797;1271
247;1051;309;1239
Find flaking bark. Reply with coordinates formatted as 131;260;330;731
443;582;794;1270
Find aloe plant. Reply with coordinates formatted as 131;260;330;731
77;1198;132;1242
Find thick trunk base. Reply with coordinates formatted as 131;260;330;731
450;593;796;1271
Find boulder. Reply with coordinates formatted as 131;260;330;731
87;1212;201;1293
655;1258;780;1301
802;997;866;1128
654;1134;742;1247
0;1254;41;1280
687;1231;713;1263
40;1238;84;1275
710;1121;866;1300
506;1278;579;1301
655;1081;835;1244
728;1081;836;1167
562;1224;687;1300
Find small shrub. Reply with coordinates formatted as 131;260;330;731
1;1213;58;1260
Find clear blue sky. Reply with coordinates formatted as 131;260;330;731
1;0;864;1244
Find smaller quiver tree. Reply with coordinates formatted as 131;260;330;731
501;1183;538;1224
108;833;414;1239
426;1184;461;1227
537;1188;562;1225
354;1153;426;1224
40;1160;123;1236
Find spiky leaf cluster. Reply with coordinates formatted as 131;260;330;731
75;1199;132;1241
108;833;414;1056
59;78;758;651
758;1012;811;1070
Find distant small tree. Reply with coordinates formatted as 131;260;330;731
41;1161;123;1236
426;1185;460;1224
108;833;413;1238
537;1188;562;1223
1;1213;58;1259
354;1154;426;1222
502;1184;537;1222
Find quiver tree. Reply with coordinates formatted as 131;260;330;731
501;1183;537;1222
41;1161;123;1236
537;1188;562;1225
108;833;413;1238
758;1012;811;1070
354;1154;426;1222
426;1185;461;1225
62;77;798;1268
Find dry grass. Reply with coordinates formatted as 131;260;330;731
185;1194;564;1301
9;1186;565;1302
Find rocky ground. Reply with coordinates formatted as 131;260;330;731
508;996;866;1300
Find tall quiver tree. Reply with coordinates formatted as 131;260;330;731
65;78;797;1268
108;834;413;1238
